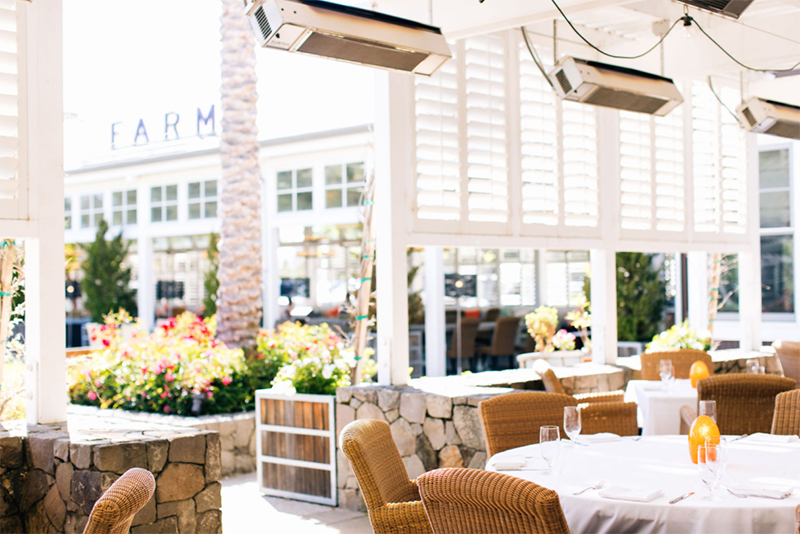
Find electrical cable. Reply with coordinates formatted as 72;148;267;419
707;76;743;126
521;27;555;89
548;0;682;60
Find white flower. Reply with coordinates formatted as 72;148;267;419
271;380;296;396
322;364;334;380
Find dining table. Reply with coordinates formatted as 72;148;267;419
624;379;698;435
486;434;800;533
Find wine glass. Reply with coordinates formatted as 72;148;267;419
539;426;561;475
746;358;759;373
564;406;581;446
659;359;674;391
699;400;717;423
698;441;727;500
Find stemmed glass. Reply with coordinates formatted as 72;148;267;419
659;359;674;391
699;400;717;423
698;440;727;500
540;426;561;475
564;406;581;446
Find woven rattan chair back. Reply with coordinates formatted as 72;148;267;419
540;368;567;395
489;316;521;355
340;419;432;534
772;389;800;436
640;349;713;380
773;341;800;388
447;318;481;360
697;374;796;435
83;468;155;534
580;402;639;436
479;392;577;458
417;468;570;534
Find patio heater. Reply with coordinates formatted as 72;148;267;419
445;274;477;375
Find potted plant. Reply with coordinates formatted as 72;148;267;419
646;320;712;352
254;322;376;506
520;306;584;367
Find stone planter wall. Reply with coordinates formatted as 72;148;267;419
68;405;256;478
0;421;222;534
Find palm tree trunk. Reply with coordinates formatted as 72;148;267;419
217;0;262;350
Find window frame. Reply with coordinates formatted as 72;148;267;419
111;189;138;227
324;162;366;210
150;184;179;223
79;193;105;229
188;179;219;220
276;168;314;213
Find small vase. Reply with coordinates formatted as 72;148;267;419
688;415;719;464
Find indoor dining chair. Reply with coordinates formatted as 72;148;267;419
446;317;481;374
339;419;432;534
83;468;155;534
417;468;570;534
773;340;800;388
640;349;713;380
475;315;521;370
537;363;625;404
772;389;800;436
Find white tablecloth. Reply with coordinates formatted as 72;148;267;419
487;435;800;534
624;379;697;435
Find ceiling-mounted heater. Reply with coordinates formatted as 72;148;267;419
674;0;755;19
736;97;800;140
243;0;451;76
548;57;683;116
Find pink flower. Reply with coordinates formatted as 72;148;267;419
141;367;149;375
81;368;91;379
206;391;214;399
102;339;110;347
222;377;232;386
87;391;97;400
165;373;175;382
94;379;102;388
160;391;170;399
164;406;171;414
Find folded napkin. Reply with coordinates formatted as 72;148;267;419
640;382;665;391
582;433;623;444
598;485;664;503
740;433;800;444
492;456;527;470
727;483;794;500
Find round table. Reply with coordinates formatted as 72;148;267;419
624;379;697;435
486;435;800;533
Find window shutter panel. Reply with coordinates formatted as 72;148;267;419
619;111;652;230
654;106;684;232
561;101;598;228
0;0;23;220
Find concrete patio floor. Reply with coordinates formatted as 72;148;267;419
221;473;372;534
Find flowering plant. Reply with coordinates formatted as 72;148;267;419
257;322;376;396
565;295;591;353
646;320;712;352
524;306;559;352
552;329;576;351
68;312;251;415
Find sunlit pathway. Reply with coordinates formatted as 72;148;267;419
221;473;372;534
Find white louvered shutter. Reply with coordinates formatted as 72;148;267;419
0;0;22;220
518;41;558;227
654;106;684;232
691;82;747;238
414;46;459;223
561;101;598;227
464;34;508;224
619;111;652;231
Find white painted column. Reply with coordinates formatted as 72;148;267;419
137;235;154;332
536;249;548;306
24;0;67;424
263;227;280;330
424;247;445;377
374;71;412;386
687;252;709;332
673;252;684;324
590;249;617;365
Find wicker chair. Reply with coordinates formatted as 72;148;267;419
475;316;521;370
680;374;796;435
772;389;800;436
538;366;625;404
773;341;800;389
417;468;570;534
640;349;713;380
339;419;432;534
83;468;155;534
479;392;638;457
446;317;481;373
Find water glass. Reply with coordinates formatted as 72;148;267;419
659;359;674;390
564;406;581;444
539;426;561;475
746;358;759;373
699;400;717;423
698;441;727;500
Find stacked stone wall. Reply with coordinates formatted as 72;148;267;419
0;424;222;534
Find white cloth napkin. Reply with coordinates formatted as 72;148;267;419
727;483;794;499
598;485;664;502
492;455;527;470
740;433;800;444
582;433;623;444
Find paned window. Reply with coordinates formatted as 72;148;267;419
112;189;137;226
151;185;178;222
546;251;589;307
64;197;72;229
759;147;794;314
188;180;218;219
760;149;791;228
277;168;313;212
325;162;365;209
80;194;104;228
